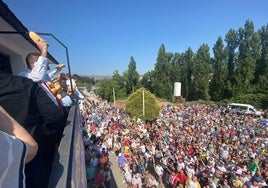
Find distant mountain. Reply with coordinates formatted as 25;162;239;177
80;75;112;80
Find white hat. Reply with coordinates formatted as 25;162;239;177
217;165;226;172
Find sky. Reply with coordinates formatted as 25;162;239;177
4;0;268;76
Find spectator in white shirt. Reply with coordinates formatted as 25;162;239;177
131;173;142;188
186;163;195;179
66;74;92;107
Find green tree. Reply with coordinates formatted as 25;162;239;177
126;88;160;121
170;52;182;88
140;70;155;93
225;29;238;98
124;57;139;95
192;44;211;100
209;37;228;101
153;44;173;100
181;48;194;100
112;70;127;97
95;78;125;102
234;20;260;96
255;25;268;94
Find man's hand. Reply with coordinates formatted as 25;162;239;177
36;40;48;57
56;64;65;72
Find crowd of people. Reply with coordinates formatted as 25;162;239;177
81;94;268;188
1;35;267;188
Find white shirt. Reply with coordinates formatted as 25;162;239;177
124;170;132;182
61;93;73;107
47;69;60;82
66;79;84;99
19;56;49;82
131;176;142;188
186;165;195;178
155;165;164;176
0;130;27;188
177;161;185;171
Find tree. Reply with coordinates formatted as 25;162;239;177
255;25;268;94
126;88;160;121
95;78;125;102
225;29;238;98
170;52;182;88
153;44;173;100
124;57;139;95
209;37;228;101
140;70;155;93
234;20;260;95
181;48;195;100
112;70;127;97
192;44;211;100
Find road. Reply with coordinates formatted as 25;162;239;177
82;88;127;188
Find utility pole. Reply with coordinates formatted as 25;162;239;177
142;88;145;116
113;87;115;106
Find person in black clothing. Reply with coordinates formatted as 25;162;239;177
146;156;157;178
0;71;68;188
198;170;209;187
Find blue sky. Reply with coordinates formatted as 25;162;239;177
4;0;268;76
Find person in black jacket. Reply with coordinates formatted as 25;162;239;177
0;71;68;188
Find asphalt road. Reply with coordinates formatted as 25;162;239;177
109;151;127;188
82;88;127;188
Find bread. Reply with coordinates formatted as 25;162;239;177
29;31;43;43
56;64;65;69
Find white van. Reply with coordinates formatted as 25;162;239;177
228;103;262;116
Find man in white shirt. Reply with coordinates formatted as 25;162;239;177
186;163;195;179
19;40;51;82
19;40;65;107
66;73;84;99
131;173;142;188
19;39;64;83
154;163;164;185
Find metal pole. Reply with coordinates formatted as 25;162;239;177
143;88;145;116
113;87;115;106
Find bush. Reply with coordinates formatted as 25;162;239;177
234;93;267;109
126;88;160;121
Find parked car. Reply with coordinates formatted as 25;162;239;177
227;103;262;116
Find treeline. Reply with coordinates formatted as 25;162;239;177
80;20;268;109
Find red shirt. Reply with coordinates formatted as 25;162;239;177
219;129;225;136
124;139;131;146
177;172;187;183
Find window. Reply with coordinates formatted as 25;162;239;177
0;53;12;74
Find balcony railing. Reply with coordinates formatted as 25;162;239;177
48;101;87;188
